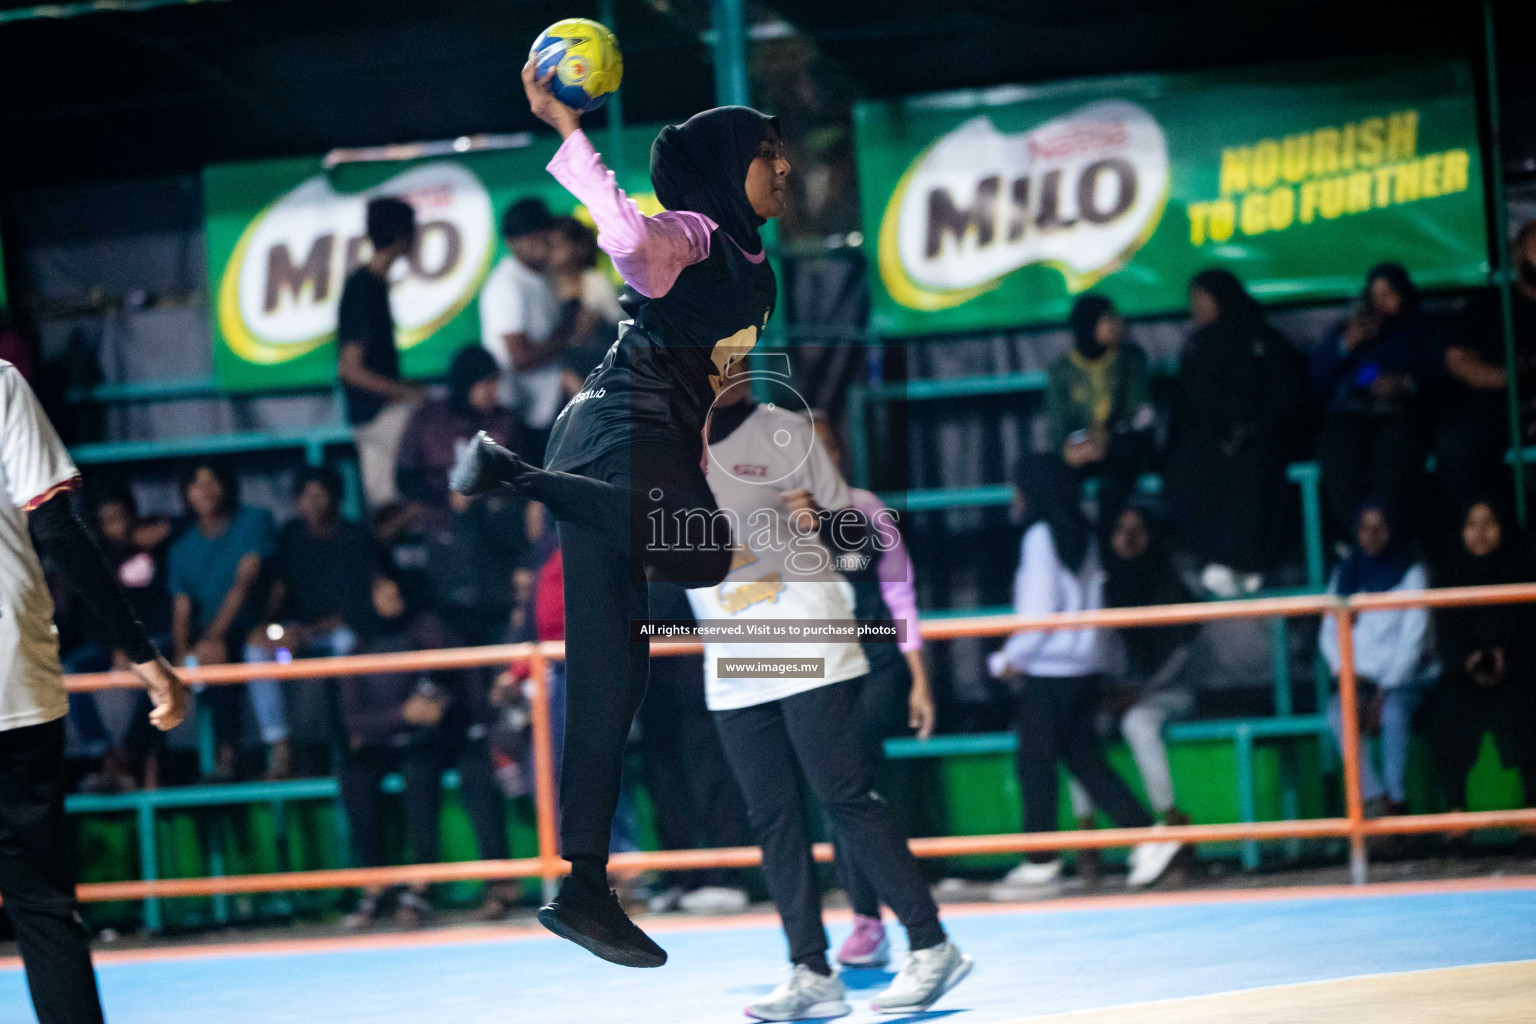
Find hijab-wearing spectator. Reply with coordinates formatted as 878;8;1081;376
1320;500;1438;816
1431;498;1536;811
1164;270;1306;596
987;456;1179;893
1312;264;1444;539
1437;222;1536;505
397;346;521;536
1070;505;1199;823
1045;295;1155;527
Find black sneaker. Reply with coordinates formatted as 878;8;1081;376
449;430;527;497
537;875;668;968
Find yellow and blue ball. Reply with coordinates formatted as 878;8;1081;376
530;18;623;113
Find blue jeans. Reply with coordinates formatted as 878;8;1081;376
1328;681;1432;805
244;626;358;746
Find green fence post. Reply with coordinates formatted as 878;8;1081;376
847;384;870;488
1482;0;1527;523
136;801;162;933
1235;723;1259;871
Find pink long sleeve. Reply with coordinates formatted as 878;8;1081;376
852;488;924;653
546;129;714;299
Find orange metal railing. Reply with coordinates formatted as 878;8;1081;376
62;583;1536;902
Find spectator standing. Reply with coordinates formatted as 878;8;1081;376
397;346;522;537
1431;498;1536;810
338;197;427;510
1164;270;1306;596
1319;501;1438;817
1436;221;1536;505
1069;504;1199;862
246;467;377;775
987;456;1180;893
1044;295;1156;527
339;574;513;929
1311;264;1444;539
168;461;284;780
399;345;533;643
551;217;626;398
480;199;582;460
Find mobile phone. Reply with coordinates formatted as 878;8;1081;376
1067;428;1092;446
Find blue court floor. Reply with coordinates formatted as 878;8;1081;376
4;880;1535;1023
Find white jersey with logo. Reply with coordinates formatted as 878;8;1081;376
687;404;869;711
0;361;80;731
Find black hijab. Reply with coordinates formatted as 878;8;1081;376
1191;268;1264;329
651;105;779;254
1364;262;1421;329
1069;294;1114;360
1104;504;1190;610
1440;496;1533;589
1015;454;1091;573
448;345;499;418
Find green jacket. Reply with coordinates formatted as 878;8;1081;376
1044;343;1153;454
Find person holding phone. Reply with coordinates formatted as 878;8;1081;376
1311;264;1445;540
1042;295;1156;530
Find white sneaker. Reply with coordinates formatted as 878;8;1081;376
989;858;1061;899
678;885;749;915
1127;833;1183;888
744;965;850;1021
870;941;973;1014
646;885;686;914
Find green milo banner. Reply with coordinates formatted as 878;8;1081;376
855;59;1488;336
205;129;660;391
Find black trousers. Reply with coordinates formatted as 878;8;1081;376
1014;675;1153;863
340;736;508;869
0;719;104;1024
637;652;752;889
715;680;944;967
833;653;911;919
1316;409;1427;539
533;443;733;861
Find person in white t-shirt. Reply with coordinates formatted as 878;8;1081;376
479;199;595;458
686;360;970;1020
0;360;187;1024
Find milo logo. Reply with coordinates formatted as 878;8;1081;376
878;101;1169;311
217;161;494;365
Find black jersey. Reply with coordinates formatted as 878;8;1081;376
543;226;776;473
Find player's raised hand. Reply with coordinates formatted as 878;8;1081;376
133;655;190;731
522;59;581;138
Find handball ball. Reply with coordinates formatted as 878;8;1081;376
530;18;623;113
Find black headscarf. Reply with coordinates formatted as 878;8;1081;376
651;105;779;254
448;345;499;418
1364;262;1421;327
1104;504;1190;610
1191;268;1264;328
1069;294;1114;360
1439;495;1533;589
1015;454;1091;572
